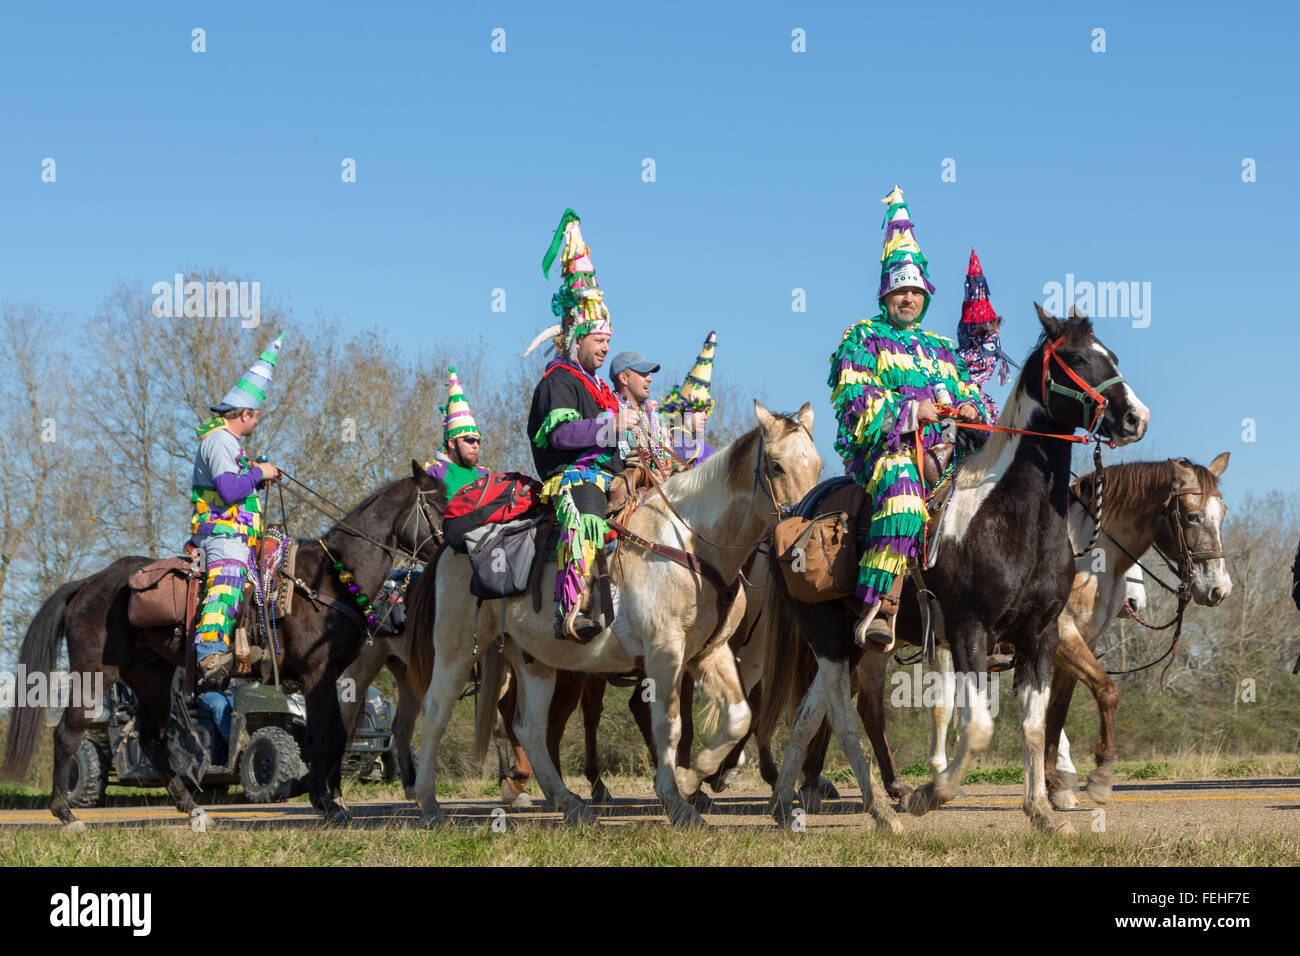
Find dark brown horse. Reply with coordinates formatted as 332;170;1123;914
1;462;444;827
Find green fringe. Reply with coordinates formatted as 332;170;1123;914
533;408;582;448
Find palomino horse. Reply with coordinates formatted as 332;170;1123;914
769;454;1232;814
1;463;444;826
758;306;1149;833
408;402;822;827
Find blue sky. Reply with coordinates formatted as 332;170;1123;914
2;1;1296;506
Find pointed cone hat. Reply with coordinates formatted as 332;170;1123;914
212;332;285;412
440;365;480;446
960;248;999;327
661;330;717;414
524;208;614;357
877;185;935;311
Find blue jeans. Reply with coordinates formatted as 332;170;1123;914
198;690;233;741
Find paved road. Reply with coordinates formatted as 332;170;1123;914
3;777;1297;834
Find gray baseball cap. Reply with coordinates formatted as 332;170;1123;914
608;352;660;383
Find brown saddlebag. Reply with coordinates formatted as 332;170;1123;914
773;511;859;604
126;558;193;629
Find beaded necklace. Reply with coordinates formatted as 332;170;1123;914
318;539;379;628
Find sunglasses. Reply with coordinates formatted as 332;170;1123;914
459;437;481;445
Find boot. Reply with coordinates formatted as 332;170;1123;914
196;650;233;692
853;572;906;652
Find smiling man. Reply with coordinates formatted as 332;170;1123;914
829;187;989;650
525;210;637;641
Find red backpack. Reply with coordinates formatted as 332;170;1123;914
442;472;544;552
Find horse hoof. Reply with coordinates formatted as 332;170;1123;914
1035;816;1075;836
899;785;936;817
501;781;535;809
1049;789;1079;811
798;787;823;815
588;779;614;806
873;812;903;835
817;776;841;800
419;810;446;830
768;796;795;827
562;799;597;826
1086;770;1113;805
62;820;87;835
324;803;352;826
686;790;714;814
887;781;914;802
668;804;707;829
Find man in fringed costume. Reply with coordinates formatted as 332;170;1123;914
191;334;285;735
425;366;489;498
829;187;989;649
524;209;636;641
660;330;718;465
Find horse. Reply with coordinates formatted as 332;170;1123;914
757;305;1150;833
407;401;822;827
339;631;421;795
765;454;1232;815
1;462;444;827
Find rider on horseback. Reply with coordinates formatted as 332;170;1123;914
610;350;678;482
425;366;488;498
660;330;717;465
192;333;285;699
829;187;989;650
524;209;637;642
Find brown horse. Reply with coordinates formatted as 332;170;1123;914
1;462;444;827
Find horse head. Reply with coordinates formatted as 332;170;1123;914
390;460;447;563
751;400;823;512
1025;304;1149;445
1155;452;1232;606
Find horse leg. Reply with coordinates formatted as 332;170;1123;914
643;647;703;828
339;638;386;744
1044;667;1080;810
679;645;749;813
49;702;95;829
926;645;956;775
628;677;657;765
384;656;421;798
415;635;481;826
505;645;592;825
796;719;836;812
768;669;828;825
855;650;912;801
1018;622;1073;834
579;677;615;805
125;660;201;820
704;679;760;793
302;662;350;824
901;623;993;817
820;656;900;833
1079;653;1119;805
495;669;533;807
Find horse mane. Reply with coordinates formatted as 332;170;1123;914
656;413;805;522
1074;459;1222;515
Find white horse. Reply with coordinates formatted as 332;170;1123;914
409;401;822;827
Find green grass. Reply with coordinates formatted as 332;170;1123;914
1;825;1295;867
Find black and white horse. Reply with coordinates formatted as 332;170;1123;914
759;305;1149;833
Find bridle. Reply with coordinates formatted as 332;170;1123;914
1039;334;1126;441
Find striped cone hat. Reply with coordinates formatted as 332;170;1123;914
440;366;480;446
661;330;717;414
212;332;285;413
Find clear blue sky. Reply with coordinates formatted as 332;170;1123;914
2;1;1296;506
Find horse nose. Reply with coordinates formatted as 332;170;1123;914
1209;586;1225;605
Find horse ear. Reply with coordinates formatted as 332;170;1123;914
796;401;814;433
753;399;776;432
1034;302;1064;339
1169;457;1197;488
1067;305;1088;320
1207;451;1230;477
411;459;430;483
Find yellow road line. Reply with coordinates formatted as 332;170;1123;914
952;792;1300;807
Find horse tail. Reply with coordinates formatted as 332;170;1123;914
472;639;505;770
405;546;445;699
1;577;88;782
755;567;801;745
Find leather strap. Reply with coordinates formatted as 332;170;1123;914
607;517;741;648
292;577;370;632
